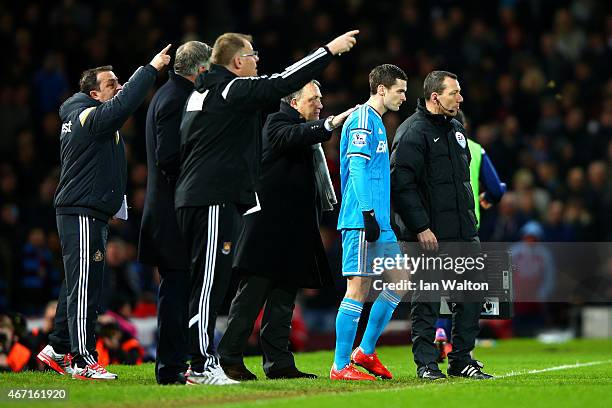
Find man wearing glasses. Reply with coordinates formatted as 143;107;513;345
176;30;359;385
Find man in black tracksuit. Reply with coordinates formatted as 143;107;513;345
390;71;493;380
175;31;358;384
138;41;212;385
37;46;171;380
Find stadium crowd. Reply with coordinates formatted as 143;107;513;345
0;0;610;371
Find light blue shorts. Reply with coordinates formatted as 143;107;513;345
341;229;400;277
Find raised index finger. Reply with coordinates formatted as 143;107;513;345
159;43;172;55
344;30;360;38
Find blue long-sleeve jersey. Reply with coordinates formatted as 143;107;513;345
338;104;392;230
481;149;506;203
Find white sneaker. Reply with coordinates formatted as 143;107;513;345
72;363;118;380
185;365;240;385
37;344;74;375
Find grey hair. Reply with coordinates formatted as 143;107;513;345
174;41;212;77
281;80;321;105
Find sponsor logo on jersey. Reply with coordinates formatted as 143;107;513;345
376;140;388;153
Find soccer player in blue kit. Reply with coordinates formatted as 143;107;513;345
331;64;408;381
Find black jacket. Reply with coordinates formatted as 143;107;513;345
390;98;477;241
138;71;192;269
233;102;334;288
175;46;333;209
54;64;158;221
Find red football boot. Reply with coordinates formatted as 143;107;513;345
435;328;451;362
330;364;376;381
350;347;393;379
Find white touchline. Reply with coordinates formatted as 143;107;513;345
366;360;612;393
369;360;612;394
250;359;612;405
497;359;612;379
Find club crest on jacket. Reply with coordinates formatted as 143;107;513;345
222;242;232;255
93;250;104;262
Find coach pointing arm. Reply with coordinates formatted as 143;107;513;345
83;44;172;136
220;30;359;107
43;44;173;380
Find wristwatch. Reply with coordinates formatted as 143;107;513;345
324;115;336;131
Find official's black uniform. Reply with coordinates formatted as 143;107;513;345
175;47;333;372
390;97;482;371
48;64;158;368
138;70;192;384
219;102;334;375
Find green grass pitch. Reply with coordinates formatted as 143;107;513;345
1;339;612;407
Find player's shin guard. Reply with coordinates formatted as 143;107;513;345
333;298;363;369
359;290;401;354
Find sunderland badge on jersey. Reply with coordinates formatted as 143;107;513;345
455;131;466;148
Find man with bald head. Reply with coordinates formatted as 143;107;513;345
139;41;212;385
219;81;355;380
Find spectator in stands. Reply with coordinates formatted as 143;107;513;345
0;0;609;337
543;201;576;242
102;239;141;310
19;228;58;315
25;301;57;371
511;221;557;336
95;318;144;366
0;314;32;372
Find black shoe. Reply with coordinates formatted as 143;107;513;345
417;364;447;380
220;362;257;381
266;366;317;380
157;372;187;385
448;360;494;379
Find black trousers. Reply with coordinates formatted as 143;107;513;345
218;275;298;374
48;214;108;367
155;267;190;383
176;204;238;372
410;237;484;369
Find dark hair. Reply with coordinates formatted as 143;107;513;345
369;64;407;95
211;33;253;67
79;65;113;93
423;70;457;99
281;80;321;105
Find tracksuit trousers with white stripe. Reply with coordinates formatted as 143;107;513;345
49;214;108;367
176;204;239;372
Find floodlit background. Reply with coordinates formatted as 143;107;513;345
0;0;610;371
